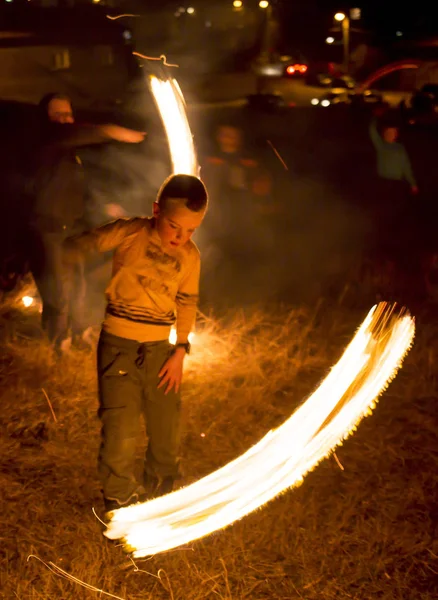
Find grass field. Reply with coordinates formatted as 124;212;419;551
0;279;437;600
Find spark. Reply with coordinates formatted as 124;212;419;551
105;302;415;557
133;52;179;69
27;555;127;600
42;388;57;423
149;75;198;175
106;13;139;20
267;140;289;171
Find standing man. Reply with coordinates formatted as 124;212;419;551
29;93;145;353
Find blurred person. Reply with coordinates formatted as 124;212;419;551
368;113;419;270
29;92;145;353
63;174;208;512
369;116;418;195
201;123;272;253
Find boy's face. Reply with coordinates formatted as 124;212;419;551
153;199;205;252
217;125;242;154
382;127;398;143
47;98;74;124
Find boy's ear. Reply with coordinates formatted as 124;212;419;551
153;201;160;217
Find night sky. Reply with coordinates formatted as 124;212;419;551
284;0;438;37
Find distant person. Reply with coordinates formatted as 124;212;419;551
63;174;208;512
368;112;419;264
202;123;271;252
204;124;271;199
29;92;145;353
369;114;418;195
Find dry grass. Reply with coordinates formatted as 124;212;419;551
0;278;437;600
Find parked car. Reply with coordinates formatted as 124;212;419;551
310;89;383;108
252;53;308;78
306;72;356;90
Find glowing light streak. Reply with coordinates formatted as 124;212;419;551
267;140;289;171
105;303;415;557
106;14;139;20
133;52;179;69
27;555;126;600
149;75;198;176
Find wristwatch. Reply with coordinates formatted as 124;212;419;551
175;341;191;355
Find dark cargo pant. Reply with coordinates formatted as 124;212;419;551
29;228;86;344
97;331;182;504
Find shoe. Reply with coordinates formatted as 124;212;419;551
72;326;95;350
154;476;174;498
144;473;159;496
54;336;72;358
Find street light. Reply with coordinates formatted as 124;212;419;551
259;0;269;9
334;11;350;72
187;6;195;14
233;0;243;8
326;36;335;44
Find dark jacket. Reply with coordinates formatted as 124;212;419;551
31;123;108;232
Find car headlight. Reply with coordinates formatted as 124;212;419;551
321;99;330;107
311;98;319;106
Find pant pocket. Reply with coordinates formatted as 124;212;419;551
98;345;133;410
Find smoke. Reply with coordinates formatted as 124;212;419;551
77;85;370;324
196;176;368;310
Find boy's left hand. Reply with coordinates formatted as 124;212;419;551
158;348;186;394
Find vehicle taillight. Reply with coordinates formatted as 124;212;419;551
286;64;308;75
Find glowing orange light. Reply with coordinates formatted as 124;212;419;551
149;75;198;176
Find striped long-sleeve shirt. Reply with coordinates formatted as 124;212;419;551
65;217;200;343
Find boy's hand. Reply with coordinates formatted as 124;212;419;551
158;347;186;395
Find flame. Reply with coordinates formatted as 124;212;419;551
105;303;415;557
149;75;198;176
21;296;34;308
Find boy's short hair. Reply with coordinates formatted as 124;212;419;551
39;92;71;117
157;174;208;213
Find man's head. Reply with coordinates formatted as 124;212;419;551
216;124;242;154
153;174;208;251
382;125;399;144
39;93;74;124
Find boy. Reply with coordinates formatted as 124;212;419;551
369;116;418;194
369;115;418;265
64;174;208;512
